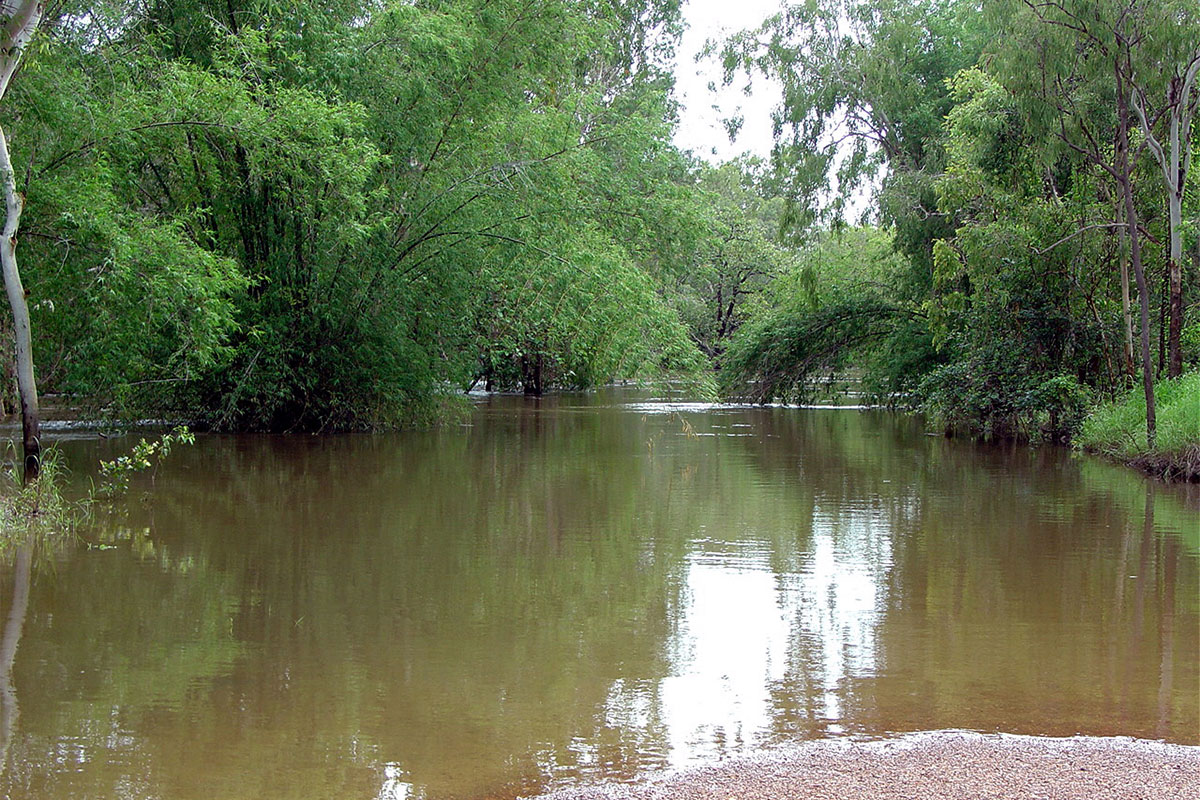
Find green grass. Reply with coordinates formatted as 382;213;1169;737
0;447;76;548
1078;372;1200;480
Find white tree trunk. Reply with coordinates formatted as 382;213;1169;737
1132;52;1200;379
0;0;43;479
0;123;36;474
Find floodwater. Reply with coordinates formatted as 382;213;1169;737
0;391;1196;799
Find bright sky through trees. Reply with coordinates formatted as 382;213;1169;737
673;0;779;160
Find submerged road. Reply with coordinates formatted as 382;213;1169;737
530;731;1199;800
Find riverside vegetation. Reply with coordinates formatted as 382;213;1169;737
0;427;194;548
0;0;1195;481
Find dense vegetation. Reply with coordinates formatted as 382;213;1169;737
2;0;716;434
718;0;1198;465
0;0;1195;476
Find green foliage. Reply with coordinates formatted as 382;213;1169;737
722;294;908;402
1;0;714;428
715;7;1188;454
722;0;981;223
720;226;916;402
7;0;1194;456
919;361;1092;442
664;160;798;365
93;426;197;500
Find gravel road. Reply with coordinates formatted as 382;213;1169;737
529;731;1200;800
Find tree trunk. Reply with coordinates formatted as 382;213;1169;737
0;1;44;481
1157;267;1169;377
1166;188;1183;378
1117;200;1135;378
0;123;37;479
521;353;543;396
1166;255;1183;377
1116;74;1156;448
1131;58;1199;379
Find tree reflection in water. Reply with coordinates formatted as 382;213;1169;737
0;544;30;778
0;395;1195;799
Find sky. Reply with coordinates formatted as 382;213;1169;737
671;0;782;163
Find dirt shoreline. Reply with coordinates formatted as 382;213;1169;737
528;731;1200;800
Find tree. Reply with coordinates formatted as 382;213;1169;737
721;0;981;255
1128;8;1200;378
0;0;44;479
667;161;795;365
922;67;1106;440
992;0;1162;446
720;227;919;404
715;0;981;406
4;0;710;428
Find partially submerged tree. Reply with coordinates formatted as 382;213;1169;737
718;0;1186;446
0;1;709;429
0;0;44;479
717;0;981;406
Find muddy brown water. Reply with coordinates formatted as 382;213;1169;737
0;391;1196;799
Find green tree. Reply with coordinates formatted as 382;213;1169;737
714;0;981;408
721;0;981;262
989;0;1173;446
720;227;922;404
7;0;710;429
668;161;795;365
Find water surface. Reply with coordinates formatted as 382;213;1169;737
1;391;1196;799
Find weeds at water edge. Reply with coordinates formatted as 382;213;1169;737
0;426;197;548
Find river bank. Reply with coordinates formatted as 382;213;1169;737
530;731;1200;800
1078;372;1200;483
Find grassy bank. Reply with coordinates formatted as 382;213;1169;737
1079;372;1200;482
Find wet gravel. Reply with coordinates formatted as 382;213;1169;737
530;731;1200;800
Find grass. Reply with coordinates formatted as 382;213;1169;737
0;447;76;549
1;427;197;552
1078;371;1200;481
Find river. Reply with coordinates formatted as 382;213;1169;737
0;390;1196;799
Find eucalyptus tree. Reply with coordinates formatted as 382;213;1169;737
720;0;982;259
0;0;44;478
989;0;1174;446
714;0;983;406
1126;3;1200;378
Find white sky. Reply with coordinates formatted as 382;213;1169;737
672;0;783;162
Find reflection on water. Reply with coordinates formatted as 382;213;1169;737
0;390;1196;799
0;544;30;779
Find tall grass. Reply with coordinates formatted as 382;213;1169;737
1078;372;1200;481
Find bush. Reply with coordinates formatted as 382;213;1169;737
918;360;1091;443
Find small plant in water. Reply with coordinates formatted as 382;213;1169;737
93;426;195;500
0;445;73;543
